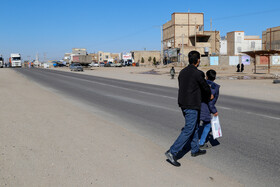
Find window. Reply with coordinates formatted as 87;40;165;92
100;53;102;56
105;55;109;59
251;41;255;49
237;36;242;43
237;47;242;53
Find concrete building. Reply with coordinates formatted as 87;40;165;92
262;26;280;50
72;48;87;55
227;31;262;56
220;36;227;55
64;48;91;65
163;12;220;63
97;51;121;63
131;51;160;66
88;53;98;62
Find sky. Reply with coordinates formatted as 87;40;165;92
0;0;279;61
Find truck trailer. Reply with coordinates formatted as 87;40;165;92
10;53;22;67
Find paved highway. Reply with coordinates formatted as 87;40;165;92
16;68;280;186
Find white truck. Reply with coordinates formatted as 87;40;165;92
9;53;22;67
0;55;4;68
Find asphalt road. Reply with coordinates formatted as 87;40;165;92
16;68;280;186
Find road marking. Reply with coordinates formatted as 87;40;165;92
217;106;232;110
40;69;177;100
26;69;280;120
245;112;280;120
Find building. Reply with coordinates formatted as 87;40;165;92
97;51;121;63
88;53;98;62
227;31;262;56
131;51;161;66
64;48;91;65
163;12;220;63
72;48;87;55
220;36;227;55
262;26;280;50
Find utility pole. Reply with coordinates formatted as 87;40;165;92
210;18;212;31
181;34;184;65
195;18;197;48
44;53;46;63
161;25;163;66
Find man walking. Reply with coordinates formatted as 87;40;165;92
165;51;211;167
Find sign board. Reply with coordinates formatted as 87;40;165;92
260;56;268;65
210;56;219;65
164;48;178;58
242;56;250;65
272;56;280;65
122;53;132;60
229;56;239;66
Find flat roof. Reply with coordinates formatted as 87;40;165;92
189;34;211;38
242;50;280;57
172;12;203;15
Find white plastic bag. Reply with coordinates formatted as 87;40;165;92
211;116;222;139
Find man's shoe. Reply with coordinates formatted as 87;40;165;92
199;143;211;149
191;149;206;157
165;150;181;167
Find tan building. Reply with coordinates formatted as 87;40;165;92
131;51;161;66
262;26;280;50
88;53;98;62
163;12;220;63
227;31;262;56
97;51;121;63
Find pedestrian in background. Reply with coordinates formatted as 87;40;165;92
170;66;175;79
241;63;244;72
236;64;240;72
199;69;220;149
165;51;211;167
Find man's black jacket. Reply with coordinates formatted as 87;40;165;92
178;64;211;110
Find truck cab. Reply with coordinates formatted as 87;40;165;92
10;53;22;67
0;55;4;68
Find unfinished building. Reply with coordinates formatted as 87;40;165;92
162;12;220;63
262;26;280;50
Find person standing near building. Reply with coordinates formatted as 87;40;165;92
170;66;175;79
241;63;244;72
165;51;211;167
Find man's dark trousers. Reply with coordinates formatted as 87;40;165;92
170;109;200;155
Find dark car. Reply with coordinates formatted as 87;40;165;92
70;63;83;71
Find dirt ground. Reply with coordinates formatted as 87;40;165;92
0;69;243;186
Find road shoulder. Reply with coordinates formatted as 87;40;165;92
0;69;242;186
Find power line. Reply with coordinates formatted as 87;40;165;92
208;8;279;21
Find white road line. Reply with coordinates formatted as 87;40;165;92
45;70;177;100
32;70;280;120
245;112;280;120
217;106;232;110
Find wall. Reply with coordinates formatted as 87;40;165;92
227;32;235;56
132;51;160;66
220;39;227;55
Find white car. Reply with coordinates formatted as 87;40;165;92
89;62;99;67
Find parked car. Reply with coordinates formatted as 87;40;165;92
105;61;115;67
89;62;99;67
115;62;122;67
99;62;105;67
70;63;83;71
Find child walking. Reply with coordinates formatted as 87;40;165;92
199;69;220;148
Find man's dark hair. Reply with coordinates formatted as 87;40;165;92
206;69;216;81
188;51;200;65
